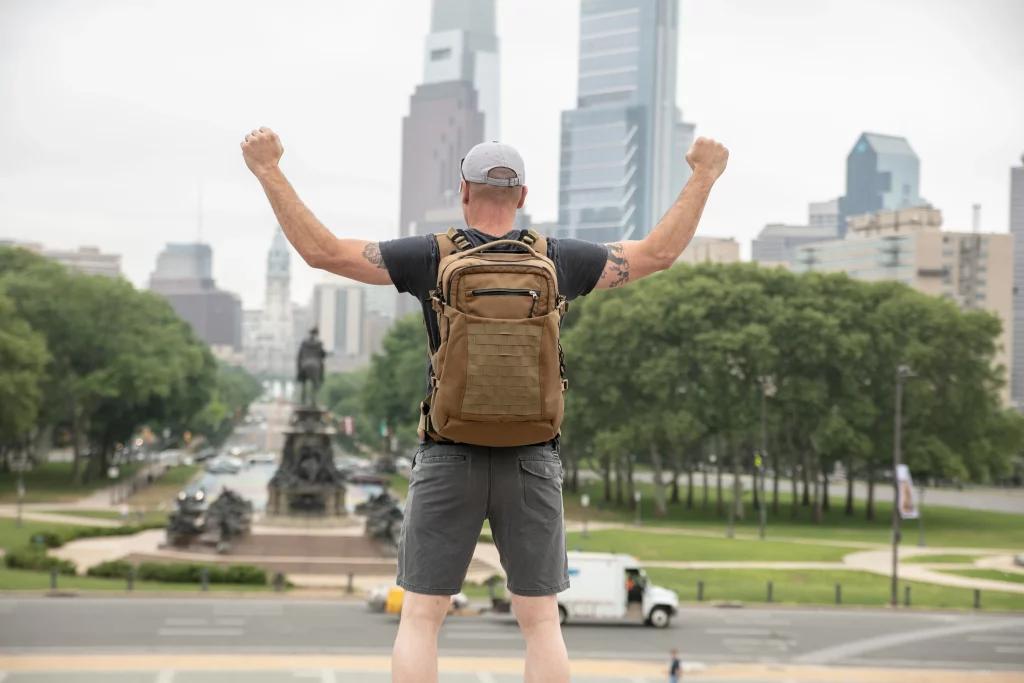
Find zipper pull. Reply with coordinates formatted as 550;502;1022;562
528;291;539;318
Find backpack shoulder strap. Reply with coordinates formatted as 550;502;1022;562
521;228;548;259
437;226;470;256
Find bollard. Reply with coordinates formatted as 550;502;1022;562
974;589;981;610
273;573;284;593
835;583;842;605
49;567;58;591
697;580;704;602
127;566;135;592
904;585;911;607
346;572;354;594
201;568;209;592
766;581;773;603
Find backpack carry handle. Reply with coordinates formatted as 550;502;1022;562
452;239;544;260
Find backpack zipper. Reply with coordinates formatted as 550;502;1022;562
470;288;540;318
471;288;540;297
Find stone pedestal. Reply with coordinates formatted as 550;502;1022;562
266;405;348;520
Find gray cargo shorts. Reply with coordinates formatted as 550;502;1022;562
396;442;569;597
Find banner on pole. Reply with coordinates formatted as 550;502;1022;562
896;464;919;519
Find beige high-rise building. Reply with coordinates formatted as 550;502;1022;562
794;206;1014;404
675;236;740;266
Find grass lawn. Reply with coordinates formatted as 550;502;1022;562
0;518;75;552
39;510;169;526
902;554;987;564
644;567;1024;611
0;566;271;592
0;461;143;504
940;569;1024;586
126;466;201;508
563;480;1024;550
385;474;409;501
563;529;854;562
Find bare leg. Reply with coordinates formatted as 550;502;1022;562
511;594;570;683
392;592;449;683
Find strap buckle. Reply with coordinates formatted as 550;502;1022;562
561;379;569;391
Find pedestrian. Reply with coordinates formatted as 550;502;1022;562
242;127;728;683
669;649;682;682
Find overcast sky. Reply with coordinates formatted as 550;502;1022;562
1;0;1022;309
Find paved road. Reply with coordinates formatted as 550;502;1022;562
0;598;1022;672
581;470;1024;515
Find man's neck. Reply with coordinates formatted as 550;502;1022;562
470;222;516;238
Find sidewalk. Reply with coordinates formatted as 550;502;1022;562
1;655;1022;682
844;550;1024;595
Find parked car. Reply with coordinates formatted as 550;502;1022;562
205;455;243;474
248;452;276;465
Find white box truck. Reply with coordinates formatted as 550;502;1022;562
556;551;679;628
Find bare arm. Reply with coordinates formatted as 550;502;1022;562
241;127;392;286
595;137;728;289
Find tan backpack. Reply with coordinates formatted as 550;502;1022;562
417;227;568;447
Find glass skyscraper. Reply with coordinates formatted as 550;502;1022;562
557;0;690;243
840;133;923;237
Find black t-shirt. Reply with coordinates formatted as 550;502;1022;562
378;227;608;399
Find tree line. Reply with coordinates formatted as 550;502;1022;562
319;262;1024;522
0;247;262;482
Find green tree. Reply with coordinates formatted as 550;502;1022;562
361;314;429;451
0;287;49;469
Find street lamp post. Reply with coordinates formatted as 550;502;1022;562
917;486;926;547
891;364;914;608
581;493;590;539
759;384;769;541
633;490;642;527
15;454;26;528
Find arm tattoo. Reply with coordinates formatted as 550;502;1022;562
606;243;630;288
362;243;387;270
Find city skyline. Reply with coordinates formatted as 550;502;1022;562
1;0;1021;308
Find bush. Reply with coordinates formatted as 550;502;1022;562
58;524;164;546
86;560;134;579
3;547;77;575
136;562;267;585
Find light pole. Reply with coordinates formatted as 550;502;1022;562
15;452;26;528
759;379;770;541
581;493;590;539
633;490;642;527
917;485;926;547
891;364;915;608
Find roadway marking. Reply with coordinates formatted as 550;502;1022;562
320;669;337;683
156;628;245;637
475;673;497;683
706;628;775;636
969;635;1024;644
154;670;175;683
793;618;1024;664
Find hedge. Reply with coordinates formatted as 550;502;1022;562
28;523;165;550
3;547;77;575
136;562;267;585
85;560;133;579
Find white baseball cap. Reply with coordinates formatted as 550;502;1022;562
460;142;526;187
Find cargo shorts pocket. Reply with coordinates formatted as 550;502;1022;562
519;457;563;521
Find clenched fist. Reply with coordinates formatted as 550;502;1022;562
241;127;284;178
686;137;729;181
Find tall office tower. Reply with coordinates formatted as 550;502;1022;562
839;133;923;237
152;243;213;280
1010;154;1024;407
557;0;688;243
149;243;242;351
396;0;498;316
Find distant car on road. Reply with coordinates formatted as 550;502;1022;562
194;448;218;462
178;474;215;510
248;452;276;465
205;455;243;474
